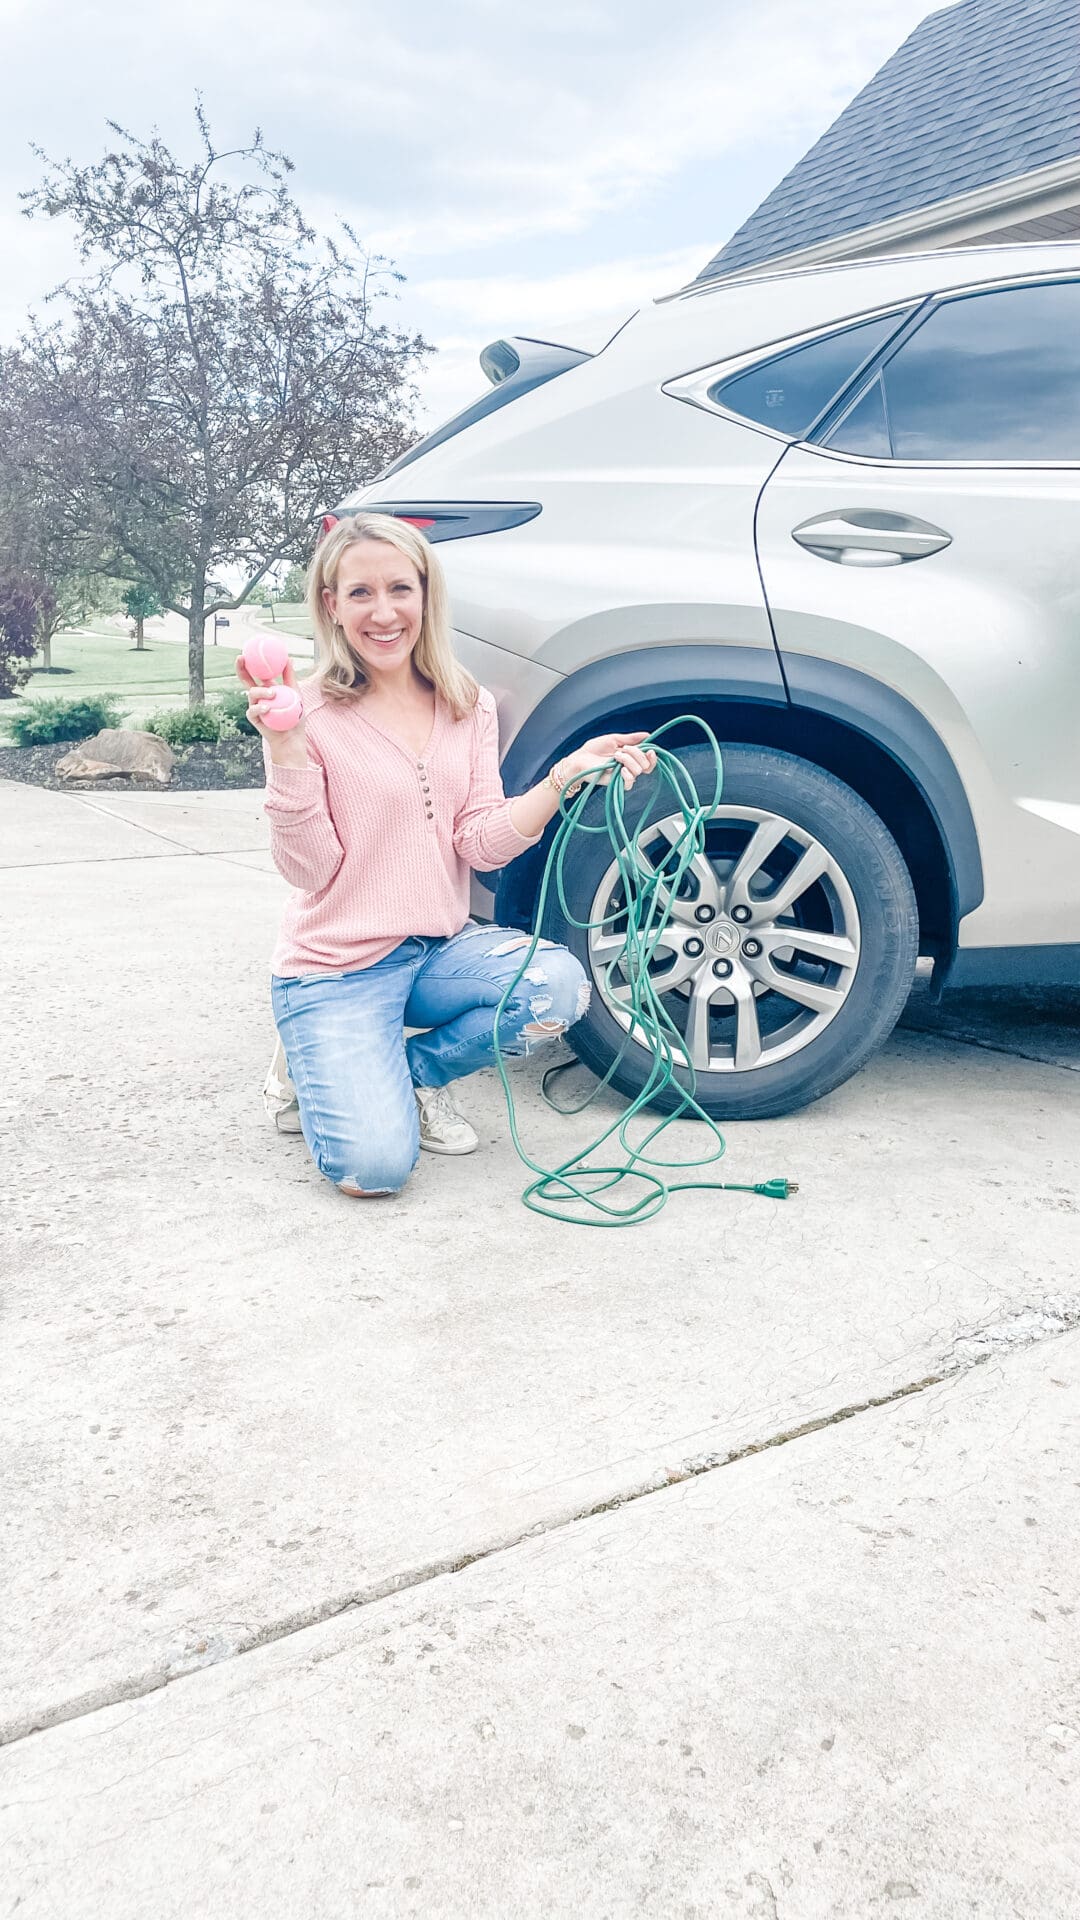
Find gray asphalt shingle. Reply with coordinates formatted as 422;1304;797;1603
697;0;1080;281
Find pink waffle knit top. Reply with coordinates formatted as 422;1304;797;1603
262;677;542;978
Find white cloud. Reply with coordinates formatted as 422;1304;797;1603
414;245;711;333
0;0;938;377
350;0;936;259
0;202;83;343
411;244;713;424
2;0;936;273
413;336;491;429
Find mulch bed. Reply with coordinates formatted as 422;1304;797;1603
0;737;265;793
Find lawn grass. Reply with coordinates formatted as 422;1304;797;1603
0;628;312;738
260;604;312;639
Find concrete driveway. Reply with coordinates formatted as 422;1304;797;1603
2;777;1078;1917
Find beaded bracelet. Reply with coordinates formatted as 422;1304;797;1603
548;760;583;799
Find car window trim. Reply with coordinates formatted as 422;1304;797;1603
807;299;931;445
661;301;917;445
807;272;1080;469
793;445;1080;473
820;371;894;459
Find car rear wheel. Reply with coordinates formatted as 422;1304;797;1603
542;742;919;1120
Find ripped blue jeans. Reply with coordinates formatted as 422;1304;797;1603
270;924;590;1195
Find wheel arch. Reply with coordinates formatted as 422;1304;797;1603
494;644;983;959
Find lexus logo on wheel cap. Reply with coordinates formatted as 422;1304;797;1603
706;920;740;958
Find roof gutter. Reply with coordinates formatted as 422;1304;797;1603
692;152;1080;289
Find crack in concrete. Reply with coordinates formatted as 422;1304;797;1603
71;794;215;849
1;847;271;872
901;1019;1080;1074
1;780;269;867
5;1306;1079;1751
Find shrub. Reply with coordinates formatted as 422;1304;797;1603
222;754;257;782
144;693;262;747
144;704;224;746
8;694;127;747
213;688;258;737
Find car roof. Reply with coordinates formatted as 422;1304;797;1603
659;240;1080;306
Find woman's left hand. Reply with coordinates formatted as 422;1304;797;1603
566;731;658;790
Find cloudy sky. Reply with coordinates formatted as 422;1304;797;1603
1;0;936;428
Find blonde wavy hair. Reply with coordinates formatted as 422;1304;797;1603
307;513;478;722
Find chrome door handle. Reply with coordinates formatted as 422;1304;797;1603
792;510;952;565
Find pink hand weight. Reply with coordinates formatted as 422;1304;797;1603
242;633;291;682
260;685;304;732
241;633;302;730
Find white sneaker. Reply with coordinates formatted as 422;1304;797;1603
414;1084;479;1155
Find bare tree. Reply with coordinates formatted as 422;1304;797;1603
3;106;431;703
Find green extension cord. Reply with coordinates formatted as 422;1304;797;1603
492;715;799;1229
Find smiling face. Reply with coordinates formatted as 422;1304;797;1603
323;538;425;684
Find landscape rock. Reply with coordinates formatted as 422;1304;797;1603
54;728;175;785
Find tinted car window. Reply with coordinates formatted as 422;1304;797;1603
709;312;905;438
825;376;891;458
826;280;1080;462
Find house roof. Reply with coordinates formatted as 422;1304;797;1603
696;0;1080;283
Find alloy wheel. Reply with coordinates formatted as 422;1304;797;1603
586;805;862;1073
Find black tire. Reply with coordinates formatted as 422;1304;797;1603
541;742;919;1120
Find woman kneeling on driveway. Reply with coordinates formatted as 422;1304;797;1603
242;512;655;1199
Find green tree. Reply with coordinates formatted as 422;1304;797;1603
0;573;54;698
122;581;162;649
4;106;430;705
0;471;107;670
280;563;307;603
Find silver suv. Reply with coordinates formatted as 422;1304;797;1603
340;242;1080;1118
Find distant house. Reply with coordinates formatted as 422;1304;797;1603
697;0;1080;284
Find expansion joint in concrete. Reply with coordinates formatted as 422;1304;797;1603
6;1306;1079;1752
1;848;270;871
902;1019;1080;1073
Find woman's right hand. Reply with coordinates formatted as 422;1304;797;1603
236;655;310;765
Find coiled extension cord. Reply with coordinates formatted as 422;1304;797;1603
492;715;799;1228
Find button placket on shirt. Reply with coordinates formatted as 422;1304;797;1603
418;758;434;824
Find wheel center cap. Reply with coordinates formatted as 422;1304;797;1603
706;920;741;958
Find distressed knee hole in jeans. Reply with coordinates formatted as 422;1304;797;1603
490;936;556;957
522;1014;568;1051
338;1180;395;1198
